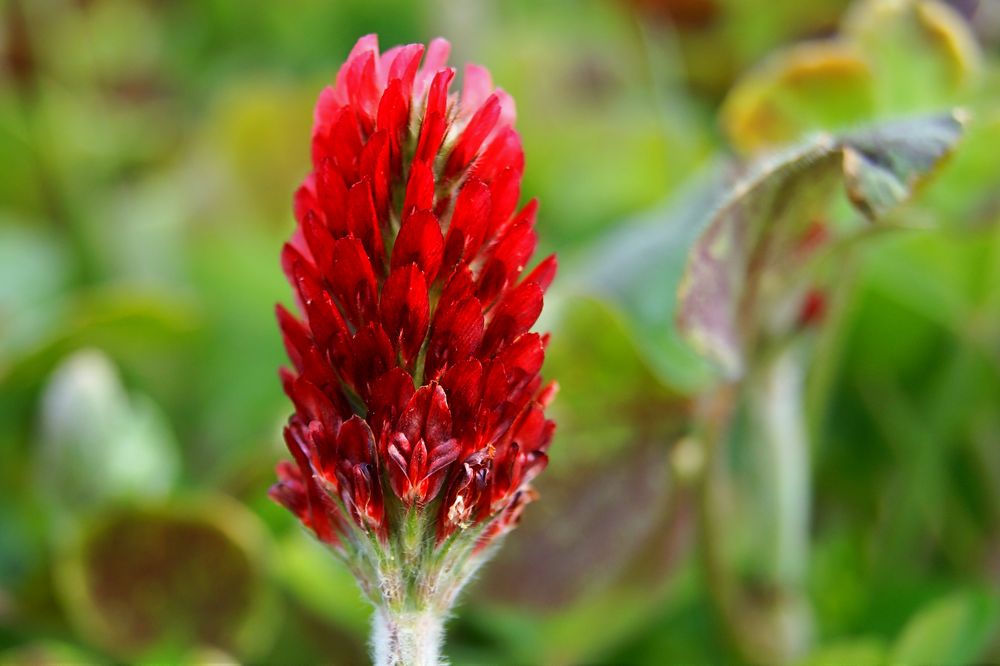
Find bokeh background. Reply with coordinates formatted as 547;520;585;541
2;0;1000;664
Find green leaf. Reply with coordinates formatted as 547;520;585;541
544;296;687;468
572;170;726;391
800;637;888;666
923;109;1000;230
271;531;370;637
890;590;999;666
0;642;100;666
0;223;72;363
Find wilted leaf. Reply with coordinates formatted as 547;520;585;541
56;498;273;661
845;0;981;110
722;41;875;153
841;112;970;220
677;111;965;377
722;0;980;154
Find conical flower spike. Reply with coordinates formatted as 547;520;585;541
270;35;557;666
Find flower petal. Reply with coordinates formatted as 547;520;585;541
442;178;492;271
380;264;430;365
392;209;444;282
327;236;378;327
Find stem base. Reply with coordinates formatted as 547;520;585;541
372;607;446;666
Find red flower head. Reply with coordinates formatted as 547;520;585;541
270;35;556;564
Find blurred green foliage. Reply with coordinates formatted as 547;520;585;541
2;0;1000;664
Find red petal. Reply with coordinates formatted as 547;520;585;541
425;295;484;381
329;107;364;183
270;461;309;522
472;128;524;184
442;178;491;270
445;94;501;179
338;415;376;464
348;322;394;399
284;244;352;365
440;359;484;436
460;64;493;115
377;79;409;173
426;437;460;477
481;281;543;357
480;359;509;417
336;35;379;92
538;380;558;408
524;253;557;293
399;384;454;451
327;236;378;327
351;461;384;529
294;178;318;226
423;436;461;502
415;111;447;166
388;44;425;98
402;159;435;221
391;209;444;282
276;304;317;376
418;39;451;91
425;67;454;119
357;131;392;228
477;218;537;305
341;50;378;136
415;68;455;163
316;160;350;237
486;167;523;240
509;405;553;476
283;425;337;543
347;178;384;268
285;375;344;435
311;97;342;168
497;333;544;389
300;211;337;279
368;367;416;438
380;264;430;365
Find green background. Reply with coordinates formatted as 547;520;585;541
2;0;1000;664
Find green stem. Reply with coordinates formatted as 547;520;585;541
751;346;811;588
697;345;813;664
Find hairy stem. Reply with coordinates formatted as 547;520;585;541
372;606;446;666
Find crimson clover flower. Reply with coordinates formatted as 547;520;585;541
269;35;556;665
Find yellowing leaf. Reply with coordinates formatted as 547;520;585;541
722;41;875;153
